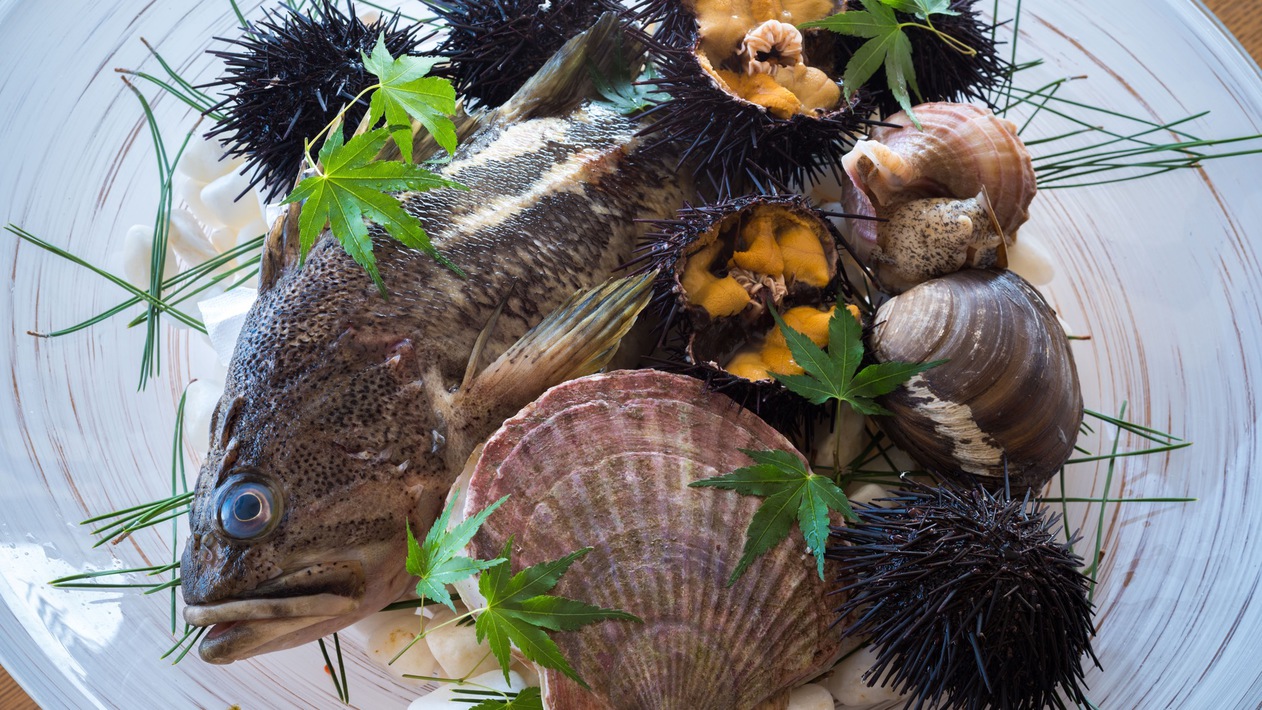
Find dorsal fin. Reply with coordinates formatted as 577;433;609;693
497;11;642;123
258;200;301;293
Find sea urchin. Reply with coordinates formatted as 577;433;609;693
828;479;1099;710
628;193;861;439
634;0;876;195
834;0;1010;117
204;1;426;201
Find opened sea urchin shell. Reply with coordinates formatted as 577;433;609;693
636;0;873;194
868;269;1083;490
462;369;852;710
632;194;851;434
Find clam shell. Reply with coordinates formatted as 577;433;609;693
463;369;851;710
868;269;1083;490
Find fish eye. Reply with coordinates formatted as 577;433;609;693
214;475;283;541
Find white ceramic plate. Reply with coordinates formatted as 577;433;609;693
3;1;1261;708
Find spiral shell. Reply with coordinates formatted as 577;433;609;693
462;369;852;710
868;269;1083;490
842;103;1036;292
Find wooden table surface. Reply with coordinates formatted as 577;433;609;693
1;3;1259;709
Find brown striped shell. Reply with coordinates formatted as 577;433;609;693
460;369;852;710
868;269;1083;490
842;102;1037;293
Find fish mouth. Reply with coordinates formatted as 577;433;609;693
184;562;365;664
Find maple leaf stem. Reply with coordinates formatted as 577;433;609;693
834;398;846;480
302;83;385;171
388;607;480;665
901;21;977;56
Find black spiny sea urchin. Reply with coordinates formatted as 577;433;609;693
828;479;1099;710
423;0;612;109
205;1;426;201
835;0;1011;117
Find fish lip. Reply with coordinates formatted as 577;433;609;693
195;614;346;664
184;592;361;627
183;561;366;663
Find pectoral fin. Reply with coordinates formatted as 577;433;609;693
461;272;655;411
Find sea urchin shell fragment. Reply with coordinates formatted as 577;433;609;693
827;479;1099;710
462;370;853;710
867;269;1083;490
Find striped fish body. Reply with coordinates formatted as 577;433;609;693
180;16;690;664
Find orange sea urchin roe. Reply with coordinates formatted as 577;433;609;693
730;209;831;287
716;70;801;119
683;240;751;318
776;213;830;287
726;305;861;380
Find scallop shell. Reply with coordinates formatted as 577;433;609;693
462;369;852;710
868;269;1083;490
841;103;1036;292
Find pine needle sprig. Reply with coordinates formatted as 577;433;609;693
161;624;206;664
318;633;351;705
1000;77;1262;189
79;492;195;548
6;225;206;333
117;39;225;121
49;562;180;593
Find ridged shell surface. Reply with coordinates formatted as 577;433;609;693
869;269;1083;490
845;102;1036;238
463;369;849;710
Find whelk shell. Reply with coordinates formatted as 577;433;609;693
461;369;851;710
842;103;1037;292
868;269;1083;490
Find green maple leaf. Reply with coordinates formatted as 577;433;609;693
405;491;509;611
282;126;466;295
688;306;943;582
690;448;856;583
802;0;969;127
475;539;642;688
880;0;959;20
362;34;458;164
589;37;669;116
466;687;544;710
770;305;943;416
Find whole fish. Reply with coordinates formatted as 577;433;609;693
180;15;688;664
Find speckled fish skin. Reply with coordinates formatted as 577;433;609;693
179;90;688;662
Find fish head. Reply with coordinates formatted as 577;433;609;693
180;324;444;664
